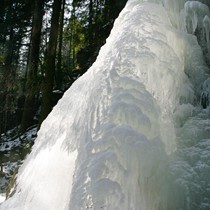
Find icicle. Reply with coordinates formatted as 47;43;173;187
184;1;210;34
203;15;210;52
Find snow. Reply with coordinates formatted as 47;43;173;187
0;127;36;152
1;0;210;210
0;194;5;204
0;127;37;195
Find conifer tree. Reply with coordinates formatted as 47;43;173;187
39;0;62;126
21;0;45;132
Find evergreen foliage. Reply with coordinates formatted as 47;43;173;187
0;0;127;136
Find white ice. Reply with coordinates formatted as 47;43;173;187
184;1;210;33
1;0;210;210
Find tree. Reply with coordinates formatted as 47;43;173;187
55;0;66;90
20;0;45;133
39;0;62;126
0;0;33;136
71;0;128;74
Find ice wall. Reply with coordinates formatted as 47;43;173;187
1;0;210;210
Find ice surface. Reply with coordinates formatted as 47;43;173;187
1;0;210;210
184;1;210;33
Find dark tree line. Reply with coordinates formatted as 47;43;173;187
0;0;127;138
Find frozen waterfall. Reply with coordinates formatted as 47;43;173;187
1;0;210;209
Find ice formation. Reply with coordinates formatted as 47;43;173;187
1;0;210;209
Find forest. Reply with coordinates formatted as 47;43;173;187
0;0;127;198
0;0;127;135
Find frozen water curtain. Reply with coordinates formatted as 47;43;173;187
1;0;210;209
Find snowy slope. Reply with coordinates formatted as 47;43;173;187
1;0;210;209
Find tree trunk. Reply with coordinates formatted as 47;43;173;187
56;0;65;90
20;0;44;133
88;0;93;45
39;0;62;127
69;5;75;71
0;28;14;137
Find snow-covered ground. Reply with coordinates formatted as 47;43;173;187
1;0;210;209
0;194;5;204
0;127;37;202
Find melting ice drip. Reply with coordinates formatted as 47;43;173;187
1;0;210;209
